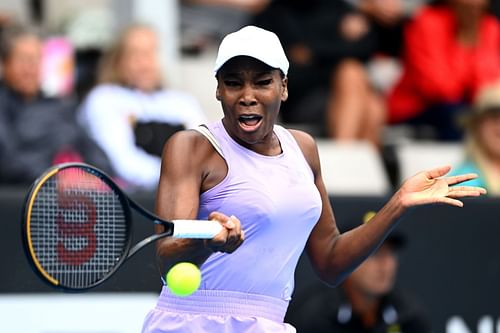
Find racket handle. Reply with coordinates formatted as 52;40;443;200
172;220;223;239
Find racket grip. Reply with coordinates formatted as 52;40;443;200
172;220;223;239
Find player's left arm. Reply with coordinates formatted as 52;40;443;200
290;130;407;286
290;130;486;286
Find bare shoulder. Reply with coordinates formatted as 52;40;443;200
161;129;217;171
289;126;316;142
160;129;226;192
288;128;319;159
287;128;321;174
163;129;214;157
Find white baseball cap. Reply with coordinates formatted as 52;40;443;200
213;25;289;76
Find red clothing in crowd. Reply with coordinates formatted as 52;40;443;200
387;5;500;123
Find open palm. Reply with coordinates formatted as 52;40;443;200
398;165;487;208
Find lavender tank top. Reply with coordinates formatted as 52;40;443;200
197;120;322;301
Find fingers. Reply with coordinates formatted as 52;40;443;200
445;173;479;185
425;165;452;179
421;185;486;207
208;211;231;225
206;212;245;254
225;216;245;253
405;196;464;208
217;215;244;253
439;197;464;207
447;186;487;198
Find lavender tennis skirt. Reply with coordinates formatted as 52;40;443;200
141;287;296;333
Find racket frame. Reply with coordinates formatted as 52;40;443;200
21;163;175;291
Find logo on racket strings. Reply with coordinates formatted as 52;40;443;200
56;192;97;265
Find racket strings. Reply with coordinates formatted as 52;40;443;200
28;168;128;289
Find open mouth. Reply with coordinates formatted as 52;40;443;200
238;114;263;130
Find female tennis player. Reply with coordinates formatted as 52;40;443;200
141;26;486;333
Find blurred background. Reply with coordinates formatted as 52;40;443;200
0;0;499;332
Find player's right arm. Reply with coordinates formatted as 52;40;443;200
154;130;243;272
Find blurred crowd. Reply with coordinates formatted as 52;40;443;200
0;2;497;332
0;0;499;195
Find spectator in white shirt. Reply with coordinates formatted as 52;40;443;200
79;24;207;191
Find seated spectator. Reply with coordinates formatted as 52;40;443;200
451;82;500;195
328;0;415;146
255;0;410;145
78;24;207;191
386;0;500;141
286;211;432;333
0;24;111;185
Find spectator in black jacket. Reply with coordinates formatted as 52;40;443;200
0;24;111;184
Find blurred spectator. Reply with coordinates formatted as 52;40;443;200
180;0;270;54
0;12;13;30
0;24;111;184
328;0;412;146
451;82;500;195
78;24;207;191
386;0;500;141
254;0;410;145
286;211;431;333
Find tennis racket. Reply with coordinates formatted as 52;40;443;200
21;162;222;291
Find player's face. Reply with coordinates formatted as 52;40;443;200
119;27;161;92
349;243;398;297
216;56;288;152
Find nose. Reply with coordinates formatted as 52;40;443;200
238;84;258;107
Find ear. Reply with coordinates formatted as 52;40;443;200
214;73;222;101
281;77;288;102
216;84;221;101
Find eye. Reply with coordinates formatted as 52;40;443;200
224;80;241;87
256;79;272;86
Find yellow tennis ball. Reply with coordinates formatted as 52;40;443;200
166;262;201;297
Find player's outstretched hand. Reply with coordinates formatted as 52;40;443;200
205;212;245;254
397;165;487;208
